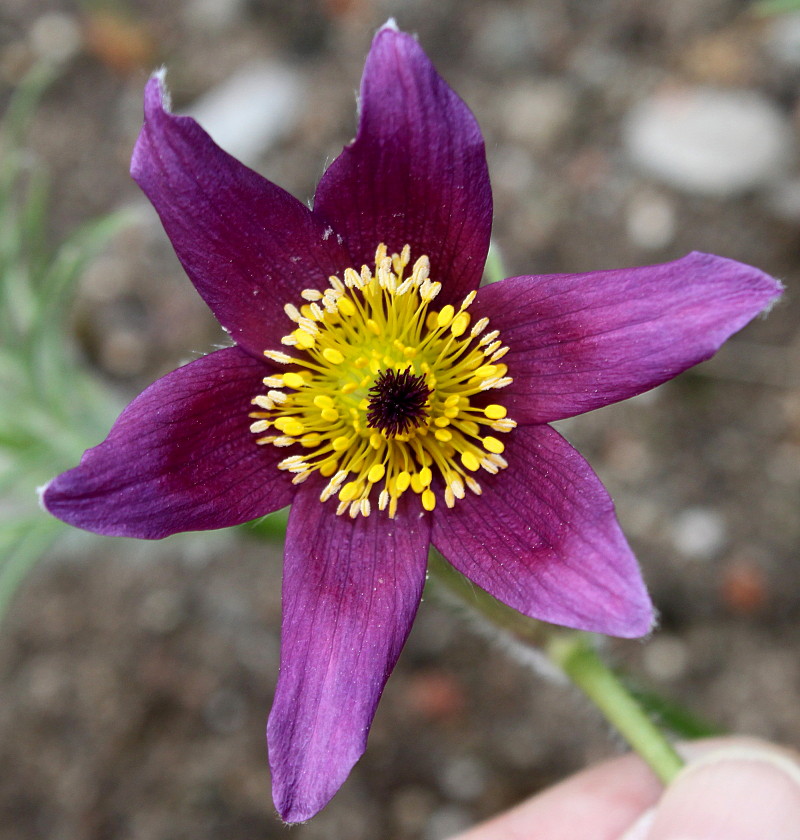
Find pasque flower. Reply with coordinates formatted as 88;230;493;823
43;23;781;822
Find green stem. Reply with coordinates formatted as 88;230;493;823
427;552;684;785
547;633;684;784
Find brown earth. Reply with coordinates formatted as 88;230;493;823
1;1;799;838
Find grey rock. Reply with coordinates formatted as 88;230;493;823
624;87;793;196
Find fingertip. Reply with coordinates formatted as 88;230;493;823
647;744;800;840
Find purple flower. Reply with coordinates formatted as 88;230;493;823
43;23;781;822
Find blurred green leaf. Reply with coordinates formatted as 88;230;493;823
629;685;722;740
0;63;133;623
752;0;800;15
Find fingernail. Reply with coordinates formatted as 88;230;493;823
647;745;800;840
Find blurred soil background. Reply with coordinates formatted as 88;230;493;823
2;0;800;837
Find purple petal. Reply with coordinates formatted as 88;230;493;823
431;425;653;637
314;25;492;304
268;483;430;822
131;74;351;359
478;253;782;424
43;347;294;538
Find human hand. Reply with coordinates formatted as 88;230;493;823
450;737;800;840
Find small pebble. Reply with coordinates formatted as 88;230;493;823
29;13;83;63
764;12;800;68
642;635;689;682
425;805;473;840
672;507;727;560
625;190;677;250
624;86;793;196
501;79;577;152
439;756;488;802
185;63;304;167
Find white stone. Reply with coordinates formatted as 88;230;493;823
30;12;82;63
183;62;304;167
764;11;800;68
625;190;677;250
183;0;245;31
672;507;727;560
624;86;793;196
501;79;577;151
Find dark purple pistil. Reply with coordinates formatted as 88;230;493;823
366;367;432;437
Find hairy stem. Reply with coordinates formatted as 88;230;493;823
427;552;684;785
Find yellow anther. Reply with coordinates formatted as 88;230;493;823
460;451;480;472
339;481;359;502
366;318;381;336
332;436;352;451
473;364;497;379
319;407;338;422
419;466;433;486
484;404;507;420
396;471;411;492
434;417;450;427
434;428;453;442
249;420;270;433
313;394;334;409
282;372;305;389
421;489;436;511
445;394;460;407
369;433;383;449
341;382;357;395
368;464;386;483
301;433;322;447
323;347;345;365
337;296;356;317
450;311;470;336
483;436;505;454
295;330;316;349
436;304;455;328
281;418;305;437
320;460;338;477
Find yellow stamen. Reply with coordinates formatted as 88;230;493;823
250;244;515;518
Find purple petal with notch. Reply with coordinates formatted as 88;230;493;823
477;252;782;424
314;25;492;305
268;482;430;823
131;74;352;359
43;347;293;538
431;425;653;638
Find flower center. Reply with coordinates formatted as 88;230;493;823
249;244;516;518
366;367;432;437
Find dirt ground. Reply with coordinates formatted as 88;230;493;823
1;1;800;838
